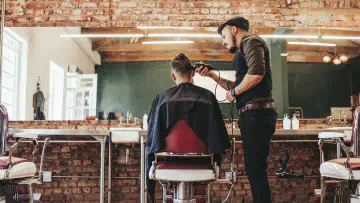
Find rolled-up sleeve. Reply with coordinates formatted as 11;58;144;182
243;38;266;76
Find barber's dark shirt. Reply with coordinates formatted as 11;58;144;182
234;34;273;109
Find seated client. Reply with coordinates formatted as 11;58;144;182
146;53;231;202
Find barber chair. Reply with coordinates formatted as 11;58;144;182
0;104;50;202
318;106;360;203
149;120;219;203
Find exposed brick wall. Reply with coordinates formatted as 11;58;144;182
8;119;331;131
8;120;329;202
14;141;322;203
3;0;360;27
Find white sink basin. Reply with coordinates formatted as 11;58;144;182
326;127;352;142
110;128;142;144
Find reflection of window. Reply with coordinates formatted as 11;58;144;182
193;71;236;103
1;32;21;120
48;61;65;120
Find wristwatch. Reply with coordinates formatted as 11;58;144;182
230;89;237;97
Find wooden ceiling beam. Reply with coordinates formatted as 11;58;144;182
287;44;360;55
101;53;233;62
287;55;325;63
95;42;226;52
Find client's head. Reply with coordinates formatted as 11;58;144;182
170;53;195;85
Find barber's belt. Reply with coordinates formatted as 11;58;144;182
239;102;275;114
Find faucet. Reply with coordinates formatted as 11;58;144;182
339;109;348;125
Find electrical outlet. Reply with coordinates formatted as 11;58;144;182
43;171;52;182
225;172;232;180
33;194;41;200
225;172;237;182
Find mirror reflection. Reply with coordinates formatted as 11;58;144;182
2;27;359;120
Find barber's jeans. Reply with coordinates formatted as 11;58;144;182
239;109;277;203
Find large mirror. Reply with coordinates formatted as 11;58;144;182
1;27;359;120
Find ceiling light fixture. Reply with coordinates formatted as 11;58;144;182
287;41;336;46
59;34;145;38
137;26;194;29
148;33;221;38
259;35;319;39
322;56;331;63
333;58;341;65
321;36;360;40
339;55;348;62
142;41;194;44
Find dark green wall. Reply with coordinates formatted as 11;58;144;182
96;60;355;119
268;39;289;117
287;63;351;118
96;61;239;118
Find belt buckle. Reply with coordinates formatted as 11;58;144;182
242;105;249;113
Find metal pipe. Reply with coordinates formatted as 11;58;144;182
49;176;138;179
207;184;210;203
125;148;130;163
235;140;332;143
0;0;5;102
337;140;341;159
34;174;319;179
39;138;50;181
353;106;360;156
108;137;112;203
140;136;146;203
236;175;320;178
100;139;105;203
175;182;194;200
8;140;99;143
0;105;8;155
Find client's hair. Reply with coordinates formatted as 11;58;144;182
171;53;193;74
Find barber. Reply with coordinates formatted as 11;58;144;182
196;17;277;203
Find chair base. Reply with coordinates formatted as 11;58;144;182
320;177;358;203
173;182;194;202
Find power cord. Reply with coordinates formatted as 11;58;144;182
214;69;228;102
221;82;236;203
198;66;236;203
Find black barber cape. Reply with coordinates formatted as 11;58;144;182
146;82;231;202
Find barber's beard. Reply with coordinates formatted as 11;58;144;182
228;35;237;53
229;46;237;53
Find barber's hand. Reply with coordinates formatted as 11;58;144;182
226;91;236;103
195;61;213;77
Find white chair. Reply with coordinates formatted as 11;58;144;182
318;106;360;203
0;104;50;203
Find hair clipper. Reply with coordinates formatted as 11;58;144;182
192;62;214;71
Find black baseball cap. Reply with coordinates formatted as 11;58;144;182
217;17;250;35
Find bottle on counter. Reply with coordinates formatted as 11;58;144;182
283;114;291;129
143;114;148;130
292;114;299;129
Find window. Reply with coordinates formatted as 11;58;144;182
193;70;236;103
1;32;21;120
48;61;65;120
